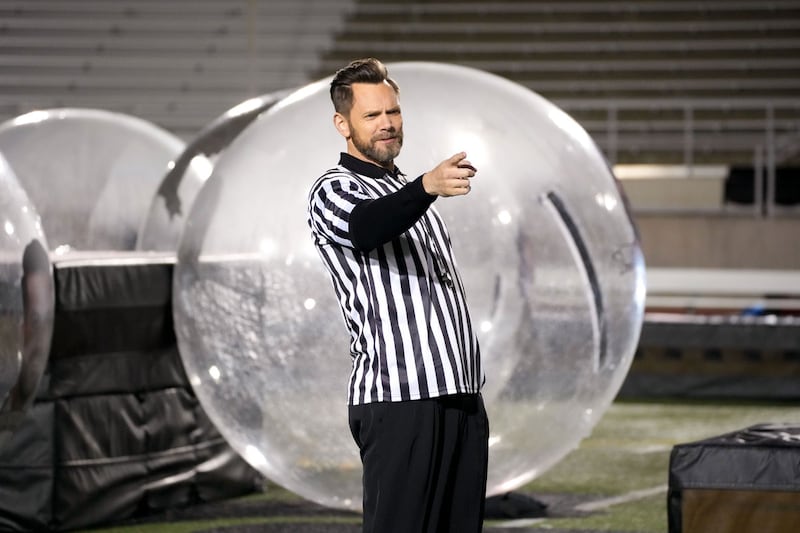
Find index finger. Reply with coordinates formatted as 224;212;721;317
448;152;468;164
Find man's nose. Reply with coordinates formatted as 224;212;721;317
377;112;393;130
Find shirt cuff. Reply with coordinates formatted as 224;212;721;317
410;175;438;203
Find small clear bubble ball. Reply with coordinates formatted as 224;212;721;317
138;92;289;251
0;108;186;252
0;152;54;449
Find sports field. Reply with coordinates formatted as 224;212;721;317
77;399;800;533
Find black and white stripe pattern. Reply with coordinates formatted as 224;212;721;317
308;164;482;405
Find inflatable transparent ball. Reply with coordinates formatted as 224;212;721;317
0;152;54;449
174;63;645;510
137;92;290;251
0;108;186;252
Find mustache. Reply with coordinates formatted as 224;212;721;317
374;130;401;141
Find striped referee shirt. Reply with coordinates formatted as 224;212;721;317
307;153;483;406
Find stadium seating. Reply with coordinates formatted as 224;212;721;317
0;0;356;139
0;0;797;169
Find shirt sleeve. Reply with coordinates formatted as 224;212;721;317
308;173;372;249
308;173;436;252
349;176;436;252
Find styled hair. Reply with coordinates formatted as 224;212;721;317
330;57;399;115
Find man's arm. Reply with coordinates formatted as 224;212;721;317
349;176;435;252
350;152;477;252
350;153;477;252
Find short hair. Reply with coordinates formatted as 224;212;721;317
330;58;399;116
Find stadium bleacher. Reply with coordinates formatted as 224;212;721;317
0;0;797;165
0;0;797;255
0;0;357;138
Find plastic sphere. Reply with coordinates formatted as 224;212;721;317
137;91;290;251
0;108;186;252
173;62;645;510
0;152;54;449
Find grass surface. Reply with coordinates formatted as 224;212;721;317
500;399;800;532
79;399;800;533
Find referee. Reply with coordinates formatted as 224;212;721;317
307;58;488;532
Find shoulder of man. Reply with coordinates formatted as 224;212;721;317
309;166;372;198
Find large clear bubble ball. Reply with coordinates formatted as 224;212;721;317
137;92;290;251
173;62;645;510
0;152;54;449
0;108;186;252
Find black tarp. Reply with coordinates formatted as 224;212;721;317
668;423;800;533
0;254;261;530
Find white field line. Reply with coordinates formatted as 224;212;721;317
492;484;669;528
574;484;669;512
492;518;546;528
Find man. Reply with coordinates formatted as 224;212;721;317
307;58;488;532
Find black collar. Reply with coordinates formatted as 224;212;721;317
339;152;403;180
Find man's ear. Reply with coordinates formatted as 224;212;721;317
333;113;350;139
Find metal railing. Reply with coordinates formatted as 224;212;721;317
556;97;800;215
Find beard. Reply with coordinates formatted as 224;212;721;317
351;126;404;168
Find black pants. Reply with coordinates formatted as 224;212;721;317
348;394;489;533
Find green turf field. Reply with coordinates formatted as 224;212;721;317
79;399;800;533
